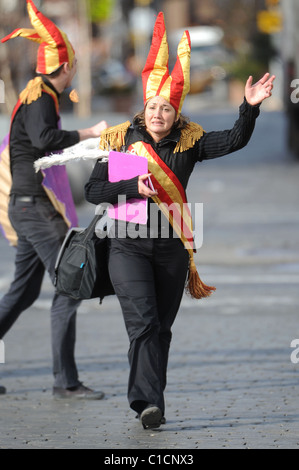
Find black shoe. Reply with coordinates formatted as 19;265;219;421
0;385;6;395
53;383;104;400
136;412;166;425
140;404;163;429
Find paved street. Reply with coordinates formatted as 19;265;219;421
0;105;299;451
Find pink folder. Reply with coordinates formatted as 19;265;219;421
108;150;148;224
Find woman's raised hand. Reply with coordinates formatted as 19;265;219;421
245;73;275;106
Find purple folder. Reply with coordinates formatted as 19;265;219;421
108;150;148;224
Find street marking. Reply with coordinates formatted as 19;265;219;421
202;274;299;284
0;340;4;364
182;295;298;311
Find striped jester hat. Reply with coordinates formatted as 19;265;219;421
1;0;75;75
142;12;191;115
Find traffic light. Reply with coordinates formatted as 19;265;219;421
89;0;115;22
257;0;282;34
257;10;282;34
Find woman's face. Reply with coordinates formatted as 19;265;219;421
144;96;177;142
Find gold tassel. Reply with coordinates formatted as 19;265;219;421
186;258;216;299
19;77;44;105
69;89;79;103
174;122;204;153
99;121;131;151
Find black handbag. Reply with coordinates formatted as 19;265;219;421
54;212;114;302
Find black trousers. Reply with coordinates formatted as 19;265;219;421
108;236;189;415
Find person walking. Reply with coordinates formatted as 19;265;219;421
0;0;106;399
85;12;275;427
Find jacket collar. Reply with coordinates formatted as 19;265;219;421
41;76;61;99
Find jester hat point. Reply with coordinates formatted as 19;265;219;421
1;0;75;75
142;12;191;115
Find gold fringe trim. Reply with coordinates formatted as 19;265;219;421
174;122;204;153
99;121;131;151
19;78;59;114
99;121;203;153
186;258;216;299
19;77;44;105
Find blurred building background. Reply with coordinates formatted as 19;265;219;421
0;0;284;117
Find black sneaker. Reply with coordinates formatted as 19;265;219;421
140;404;163;429
53;383;104;400
0;385;6;395
136;412;166;425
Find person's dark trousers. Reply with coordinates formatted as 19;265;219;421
108;236;189;416
0;197;81;389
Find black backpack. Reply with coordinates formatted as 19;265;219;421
54;213;114;303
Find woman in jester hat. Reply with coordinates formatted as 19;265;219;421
85;12;275;429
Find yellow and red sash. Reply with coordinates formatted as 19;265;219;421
128;141;216;299
128;141;194;251
0;134;17;246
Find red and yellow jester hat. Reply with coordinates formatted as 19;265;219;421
1;0;75;75
142;12;191;115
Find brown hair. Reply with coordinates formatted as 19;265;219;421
39;63;64;79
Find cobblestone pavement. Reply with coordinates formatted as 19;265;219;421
0;262;299;450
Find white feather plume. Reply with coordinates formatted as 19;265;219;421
34;138;109;172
